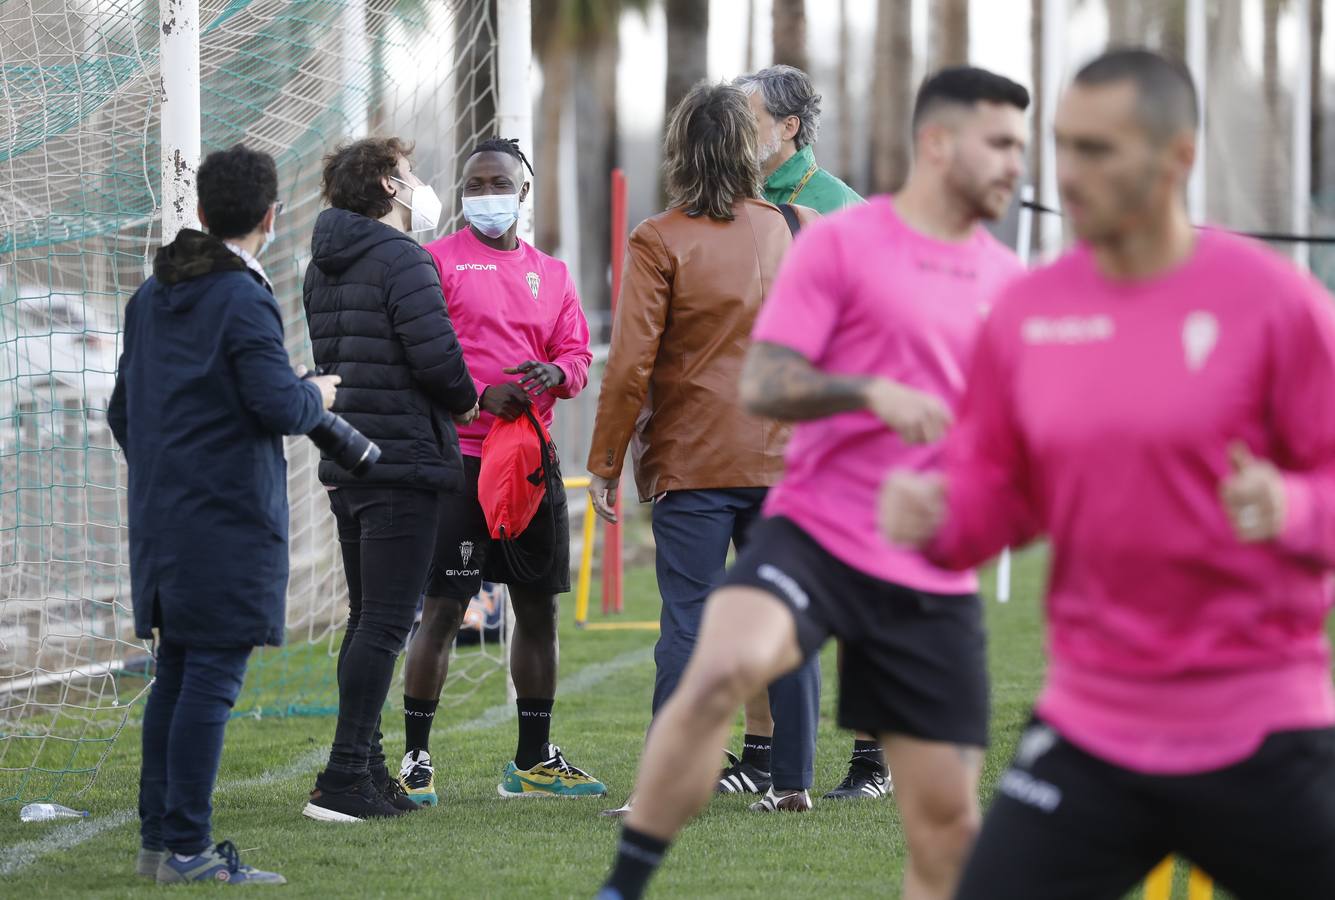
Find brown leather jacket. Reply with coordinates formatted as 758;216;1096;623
587;198;819;502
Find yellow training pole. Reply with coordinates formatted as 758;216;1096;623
563;477;595;628
1144;858;1173;900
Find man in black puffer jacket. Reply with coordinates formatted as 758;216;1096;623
300;136;479;823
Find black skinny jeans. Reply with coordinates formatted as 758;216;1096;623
319;486;437;784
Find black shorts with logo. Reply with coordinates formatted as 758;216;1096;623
956;717;1335;900
425;452;571;600
720;515;989;746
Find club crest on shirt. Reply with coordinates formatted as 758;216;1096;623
1182;310;1219;372
525;271;540;301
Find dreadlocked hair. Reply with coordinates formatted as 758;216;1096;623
468;137;534;178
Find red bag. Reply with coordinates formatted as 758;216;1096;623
478;410;557;582
479;409;554;539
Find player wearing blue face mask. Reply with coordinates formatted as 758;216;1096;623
404;138;599;806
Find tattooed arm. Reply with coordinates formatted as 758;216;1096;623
740;341;953;445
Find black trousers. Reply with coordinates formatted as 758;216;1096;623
320;486;437;781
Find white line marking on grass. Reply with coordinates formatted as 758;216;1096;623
0;811;136;876
0;644;653;875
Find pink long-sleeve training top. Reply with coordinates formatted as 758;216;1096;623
929;228;1335;775
425;227;592;457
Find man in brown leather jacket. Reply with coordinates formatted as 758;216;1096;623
586;83;815;813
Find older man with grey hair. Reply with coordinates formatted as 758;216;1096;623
718;65;880;813
735;64;861;215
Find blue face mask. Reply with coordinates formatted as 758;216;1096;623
461;193;520;239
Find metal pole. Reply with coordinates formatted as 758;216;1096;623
159;0;201;242
1039;0;1065;258
1293;0;1313;269
496;0;535;246
1186;0;1207;222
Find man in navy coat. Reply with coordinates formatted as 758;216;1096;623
109;144;339;885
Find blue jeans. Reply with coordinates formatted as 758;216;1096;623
651;491;821;789
139;640;252;854
650;488;767;714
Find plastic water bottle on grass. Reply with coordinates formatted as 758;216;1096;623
19;802;89;822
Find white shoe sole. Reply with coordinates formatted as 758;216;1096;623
301;801;364;822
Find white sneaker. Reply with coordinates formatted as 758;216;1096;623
749;786;813;812
399;750;437;806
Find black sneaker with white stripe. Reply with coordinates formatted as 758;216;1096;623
716;749;771;795
823;757;892;800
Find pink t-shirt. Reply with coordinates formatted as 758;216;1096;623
425;228;592;457
930;229;1335;774
752;197;1024;590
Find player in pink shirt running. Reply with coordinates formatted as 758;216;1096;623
883;50;1335;900
598;68;1029;900
400;139;602;805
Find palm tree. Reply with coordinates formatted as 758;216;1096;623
870;0;912;193
772;0;808;72
665;0;710;126
836;0;852;182
1312;0;1324;199
930;0;968;70
744;0;757;72
1263;0;1285;230
1029;0;1043;254
530;0;650;271
1106;1;1147;47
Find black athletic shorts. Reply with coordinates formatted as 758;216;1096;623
720;515;988;746
424;452;571;600
956;717;1335;900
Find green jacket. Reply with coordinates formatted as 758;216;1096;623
762;145;862;214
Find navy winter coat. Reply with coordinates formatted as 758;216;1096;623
302;208;477;492
108;229;324;648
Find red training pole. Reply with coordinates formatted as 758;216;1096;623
604;169;628;614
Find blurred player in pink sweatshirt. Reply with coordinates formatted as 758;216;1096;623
883;49;1335;900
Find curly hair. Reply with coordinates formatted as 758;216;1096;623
663;83;762;222
196;144;277;238
320;137;415;219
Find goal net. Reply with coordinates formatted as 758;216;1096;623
1;0;510;804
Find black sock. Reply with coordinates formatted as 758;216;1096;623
404;695;438;755
603;826;670;900
740;733;772;772
515;697;554;769
851;738;885;771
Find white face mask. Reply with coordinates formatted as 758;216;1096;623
390;176;442;232
259;201;281;256
461;193;521;239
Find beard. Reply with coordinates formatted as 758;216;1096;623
757;128;783;169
